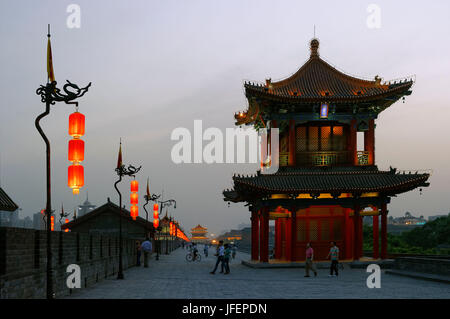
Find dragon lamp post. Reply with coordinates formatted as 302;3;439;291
114;163;141;280
36;79;91;299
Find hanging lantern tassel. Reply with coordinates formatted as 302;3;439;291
130;205;138;220
68;163;84;195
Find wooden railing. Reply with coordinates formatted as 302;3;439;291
357;151;370;166
278;150;372;167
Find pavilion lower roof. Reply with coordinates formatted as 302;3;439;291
223;166;430;202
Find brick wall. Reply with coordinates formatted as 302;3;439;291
0;227;139;299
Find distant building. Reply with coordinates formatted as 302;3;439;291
77;194;96;217
190;224;209;243
428;214;449;222
389;212;427;226
33;211;46;230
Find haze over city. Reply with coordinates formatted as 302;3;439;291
1;0;450;237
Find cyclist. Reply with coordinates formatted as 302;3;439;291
192;243;199;260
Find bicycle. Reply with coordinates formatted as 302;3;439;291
186;251;201;262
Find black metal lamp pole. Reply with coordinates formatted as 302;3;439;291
35;52;90;299
114;164;141;280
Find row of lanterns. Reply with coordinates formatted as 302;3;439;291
153;203;159;228
68;111;85;195
130;180;139;220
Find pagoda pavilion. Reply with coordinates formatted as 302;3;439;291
223;38;430;263
190;224;209;243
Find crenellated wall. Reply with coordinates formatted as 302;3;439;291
0;227;139;299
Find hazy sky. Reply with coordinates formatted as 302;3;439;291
1;0;450;236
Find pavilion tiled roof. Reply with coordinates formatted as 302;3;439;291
191;224;207;232
244;38;413;104
223;166;430;202
61;200;154;230
0;187;18;212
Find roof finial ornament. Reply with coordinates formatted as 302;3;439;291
310;37;319;58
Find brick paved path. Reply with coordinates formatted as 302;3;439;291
66;246;450;299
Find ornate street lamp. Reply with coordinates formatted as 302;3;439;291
114;141;141;279
35;25;91;299
142;178;161;258
159;199;176;255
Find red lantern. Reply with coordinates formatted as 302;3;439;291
68;138;85;162
131;180;139;193
153;218;159;228
130;205;138;220
68;164;84;194
153;203;159;211
130;192;138;205
65;218;69;232
69;111;85;138
51;215;54;231
153;211;158;219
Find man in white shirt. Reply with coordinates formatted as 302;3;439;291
210;241;225;274
141;237;152;268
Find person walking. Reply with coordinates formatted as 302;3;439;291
210;240;225;274
327;241;340;277
231;244;237;259
136;240;142;267
223;243;231;274
141;237;153;268
203;244;209;258
304;242;317;277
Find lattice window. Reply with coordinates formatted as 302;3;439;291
296;127;307;152
320;126;331;151
280;133;289;152
309;207;331;216
297;219;307;242
333;219;343;240
309;220;318;241
321;219;330;241
332;126;345;151
308;127;319;151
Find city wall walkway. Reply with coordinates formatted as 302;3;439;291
66;246;450;299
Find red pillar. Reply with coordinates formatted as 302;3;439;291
381;203;388;259
353;204;360;260
359;213;364;258
364;119;375;165
349;119;358;165
285;217;292;261
259;208;269;263
290;208;297;261
344;208;352;260
274;218;281;259
251;209;259;261
288;119;296;166
373;213;379;259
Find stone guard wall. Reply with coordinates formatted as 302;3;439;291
0;227;138;299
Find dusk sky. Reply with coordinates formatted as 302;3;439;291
1;0;449;236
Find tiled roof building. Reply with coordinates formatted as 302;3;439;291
225;39;430;263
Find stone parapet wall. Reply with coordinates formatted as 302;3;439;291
0;227;138;299
393;257;450;276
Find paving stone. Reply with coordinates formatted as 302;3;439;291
65;247;450;299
